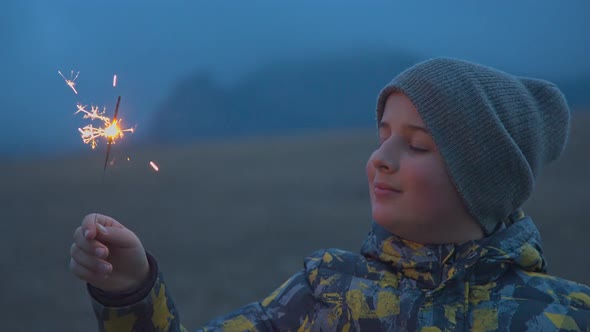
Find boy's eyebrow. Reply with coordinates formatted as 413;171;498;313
378;121;430;134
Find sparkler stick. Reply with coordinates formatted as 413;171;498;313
93;95;122;225
94;96;122;224
103;96;121;172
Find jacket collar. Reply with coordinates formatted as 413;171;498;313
360;215;547;289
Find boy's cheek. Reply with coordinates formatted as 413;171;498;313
365;161;375;182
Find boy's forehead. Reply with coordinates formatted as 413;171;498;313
382;93;425;125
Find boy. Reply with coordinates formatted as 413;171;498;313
70;58;590;331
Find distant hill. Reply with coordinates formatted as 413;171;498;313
148;52;418;142
149;52;590;143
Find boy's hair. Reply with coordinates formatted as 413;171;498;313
376;58;571;235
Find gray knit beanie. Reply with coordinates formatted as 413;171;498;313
376;57;571;235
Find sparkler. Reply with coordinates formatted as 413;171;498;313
64;73;134;166
61;72;158;173
62;71;160;176
60;71;139;224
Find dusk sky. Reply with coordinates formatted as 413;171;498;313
2;1;589;157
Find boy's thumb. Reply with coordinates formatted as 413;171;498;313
95;223;134;248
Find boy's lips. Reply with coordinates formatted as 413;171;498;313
373;182;402;195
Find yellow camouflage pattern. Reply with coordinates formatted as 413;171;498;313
90;213;590;331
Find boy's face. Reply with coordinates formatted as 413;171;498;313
366;92;482;244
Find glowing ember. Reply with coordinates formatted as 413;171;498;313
58;70;79;94
75;104;134;149
105;120;120;138
113;74;117;87
149;161;159;172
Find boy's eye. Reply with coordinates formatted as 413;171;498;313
376;139;428;152
409;145;428;152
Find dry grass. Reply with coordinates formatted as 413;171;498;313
1;113;589;331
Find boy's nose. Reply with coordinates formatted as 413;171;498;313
371;138;400;173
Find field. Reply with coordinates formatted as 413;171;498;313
2;113;589;331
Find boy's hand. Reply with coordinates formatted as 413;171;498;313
69;213;150;293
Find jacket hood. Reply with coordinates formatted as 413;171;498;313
360;215;547;289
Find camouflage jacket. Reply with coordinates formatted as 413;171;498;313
89;214;590;331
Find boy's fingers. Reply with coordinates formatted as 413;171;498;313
70;243;112;275
72;234;109;258
69;258;109;283
81;214;100;240
94;226;137;248
81;213;126;241
73;228;109;258
73;227;88;243
94;213;125;229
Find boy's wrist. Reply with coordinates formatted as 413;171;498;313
87;251;159;307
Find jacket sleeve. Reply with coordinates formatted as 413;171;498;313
88;253;318;332
198;270;317;331
87;252;188;332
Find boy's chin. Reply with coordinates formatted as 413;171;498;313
371;211;428;242
371;207;399;226
372;211;404;233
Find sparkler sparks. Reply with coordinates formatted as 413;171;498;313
58;70;80;94
74;103;134;149
149;161;159;172
60;70;155;173
59;70;134;150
